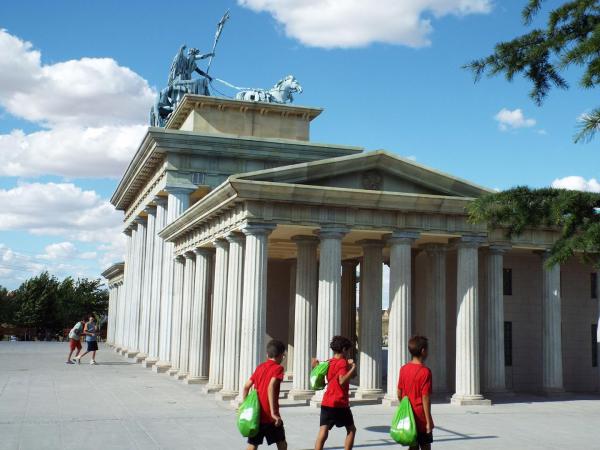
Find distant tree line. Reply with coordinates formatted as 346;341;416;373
0;272;108;340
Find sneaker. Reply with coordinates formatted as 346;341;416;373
90;360;97;365
74;356;81;364
65;360;74;364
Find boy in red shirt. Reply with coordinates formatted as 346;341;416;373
397;335;434;450
242;340;287;450
313;335;357;450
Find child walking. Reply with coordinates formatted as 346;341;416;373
242;339;287;450
314;335;357;450
397;335;434;450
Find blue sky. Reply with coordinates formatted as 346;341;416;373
0;0;598;289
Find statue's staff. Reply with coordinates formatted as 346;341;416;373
206;9;230;75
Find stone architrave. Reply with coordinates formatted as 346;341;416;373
356;240;385;400
187;247;214;384
484;245;509;393
168;255;186;375
203;238;229;393
217;232;246;400
288;236;318;401
423;243;448;394
383;231;418;406
541;251;564;393
236;223;275;404
285;259;297;381
138;205;157;362
451;236;491;406
177;251;196;379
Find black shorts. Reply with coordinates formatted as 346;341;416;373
320;406;354;430
416;432;433;445
247;423;286;446
87;341;98;352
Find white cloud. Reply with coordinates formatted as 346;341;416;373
0;29;154;127
238;0;492;48
494;108;536;131
551;176;600;193
38;242;77;260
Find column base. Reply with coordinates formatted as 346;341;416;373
284;372;294;382
450;394;492;406
168;368;180;377
134;353;148;363
354;388;384;401
142;357;158;368
119;348;128;355
382;394;399;407
288;389;315;401
174;371;188;380
215;390;239;401
201;383;223;394
542;387;566;396
126;350;139;359
152;361;171;373
185;376;208;385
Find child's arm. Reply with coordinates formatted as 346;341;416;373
338;359;356;386
311;358;319;369
242;379;253;401
423;394;433;432
267;377;282;426
396;387;402;401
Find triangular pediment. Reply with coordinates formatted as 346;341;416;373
233;150;492;198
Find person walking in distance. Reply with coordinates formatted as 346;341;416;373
65;317;86;364
75;316;99;365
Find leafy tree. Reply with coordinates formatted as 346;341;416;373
0;286;17;325
13;272;60;336
464;1;600;266
465;0;600;142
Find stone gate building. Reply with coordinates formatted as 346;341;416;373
103;95;600;406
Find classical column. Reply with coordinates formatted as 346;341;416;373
117;231;131;351
147;196;167;367
177;251;196;379
541;251;563;393
217;232;246;400
423;244;448;394
355;240;384;400
107;285;115;344
285;259;297;381
154;188;192;373
123;225;137;353
383;231;418;406
128;218;147;358
137;205;156;362
237;223;275;402
451;236;490;406
484;245;509;393
203;238;229;393
341;260;358;344
289;236;319;401
187;247;214;384
168;255;186;375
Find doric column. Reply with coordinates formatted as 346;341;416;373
451;236;490;406
217;232;246;400
484;245;509;393
423;243;448;393
237;223;275;402
341;260;358;344
203;238;229;393
285;259;297;381
187;247;214;383
128;218;147;357
177;251;196;378
289;236;319;400
117;230;131;350
147;196;167;366
383;231;418;406
138;205;156;361
541;251;563;393
154;187;192;372
107;286;115;344
168;255;186;375
356;240;384;400
123;225;137;353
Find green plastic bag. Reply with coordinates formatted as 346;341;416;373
390;396;417;446
310;361;329;391
237;390;260;437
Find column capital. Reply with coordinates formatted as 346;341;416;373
454;235;486;248
164;186;195;195
144;204;157;215
134;216;147;225
488;243;511;254
357;239;385;249
242;222;276;236
225;231;245;244
153;195;168;206
292;235;319;246
315;225;349;240
184;250;196;260
386;230;419;245
124;228;133;236
212;238;229;249
193;247;215;257
174;254;185;263
342;258;359;268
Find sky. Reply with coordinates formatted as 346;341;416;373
0;0;598;290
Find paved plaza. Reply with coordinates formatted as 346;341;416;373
0;342;599;450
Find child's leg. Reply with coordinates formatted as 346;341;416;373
275;441;287;450
420;444;431;450
92;350;96;360
344;424;356;450
245;444;258;450
314;425;329;450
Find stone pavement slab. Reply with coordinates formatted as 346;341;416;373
1;342;599;450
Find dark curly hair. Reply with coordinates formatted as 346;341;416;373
329;335;353;354
266;339;286;358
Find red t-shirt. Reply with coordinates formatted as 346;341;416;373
322;357;350;408
250;359;284;424
397;362;433;433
